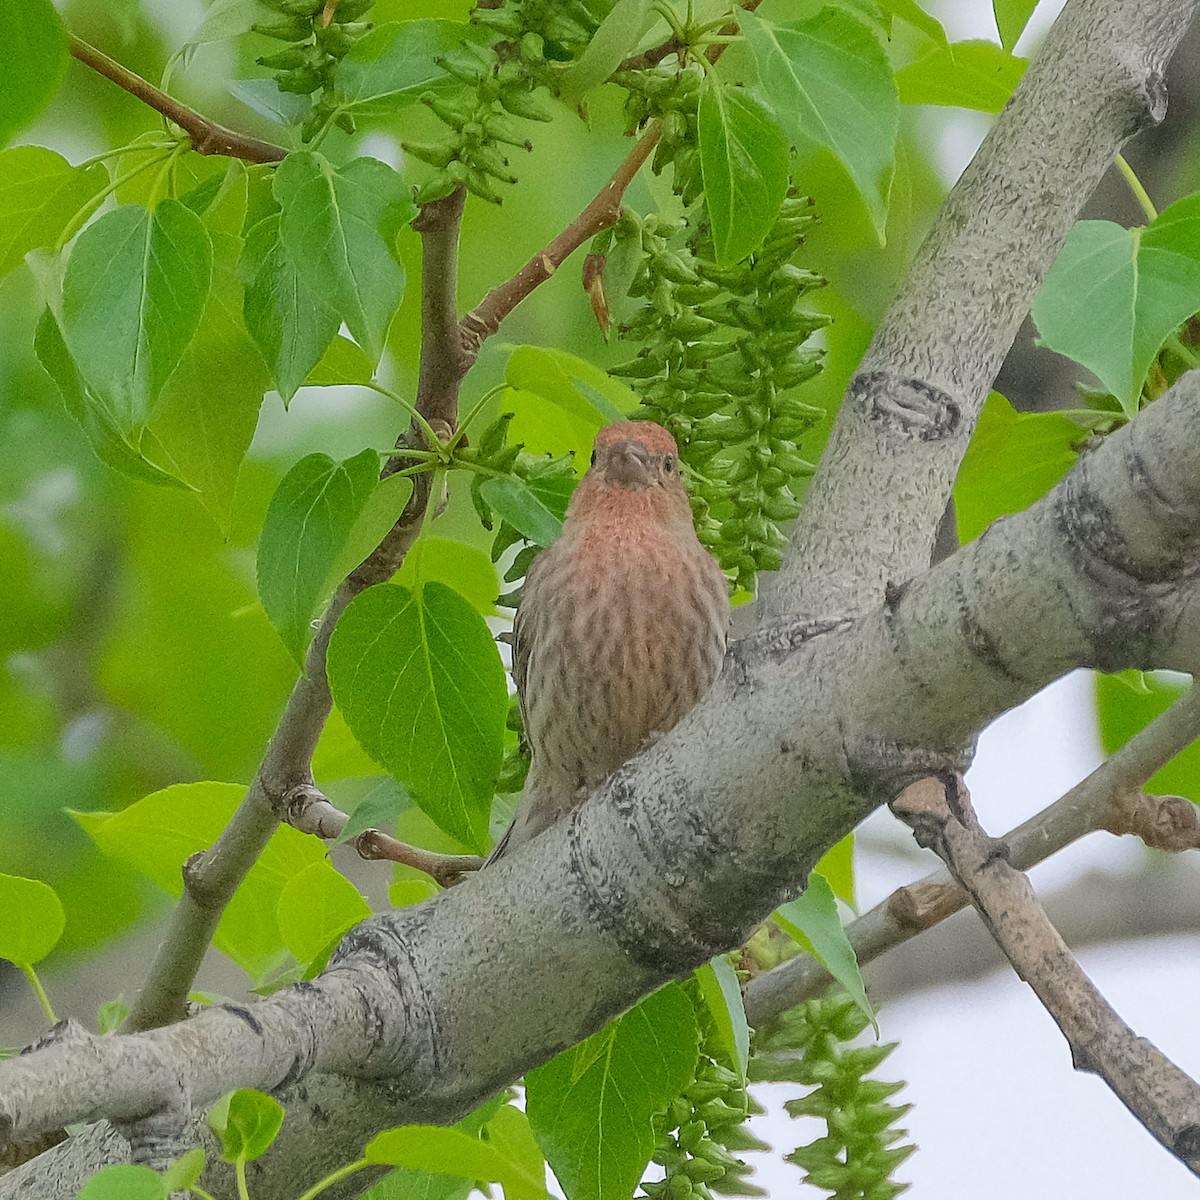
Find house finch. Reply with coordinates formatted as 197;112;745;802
488;420;730;863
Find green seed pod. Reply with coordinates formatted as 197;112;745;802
472;5;525;36
465;167;504;203
521;31;546;61
609;354;664;380
275;64;324;93
331;0;372;20
402;140;457;169
257;43;319;70
277;0;322;14
415;171;459;205
421;91;476;129
482;111;534;149
252;14;314;39
498;85;554;121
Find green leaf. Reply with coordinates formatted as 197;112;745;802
525;983;700;1200
327;583;508;852
0;147;106;277
0;0;68;144
35;308;192;490
256;449;381;664
276;860;371;964
896;39;1028;112
1032;198;1200;415
953;392;1079;543
61;200;213;435
186;0;278;47
365;1125;545;1197
325;472;415;589
72;782;325;981
97;997;130;1034
481;1107;546;1200
561;0;653;101
1097;673;1199;803
697;79;789;267
150;230;271;532
77;1164;166;1200
305;334;376;387
388;879;439;907
816;832;856;908
0;873;65;964
773;873;876;1031
209;1089;285;1163
242;213;340;403
692;957;750;1078
360;1169;471;1200
274;151;416;362
160;1147;206;1193
396;538;499;616
332;777;412;847
741;8;898;241
877;0;946;46
478;476;563;546
335;20;472;116
993;0;1039;50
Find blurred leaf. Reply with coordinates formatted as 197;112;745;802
698;78;789;267
526;983;699;1200
774;873;875;1031
878;0;947;46
0;872;65;964
815;831;856;909
1032;197;1200;415
305;334;376;387
366;1125;545;1198
327;583;508;852
741;8;897;241
897;39;1027;112
330;776;412;846
209;1089;286;1163
151;230;271;532
186;0;277;46
160;1148;206;1193
478;476;562;546
396;537;499;615
1097;673;1199;803
277;860;371;964
61;201;213;435
954;392;1079;543
326;472;415;589
274;151;416;362
0;148;106;277
993;0;1039;50
0;0;68;144
257;448;381;664
561;0;653;101
692;957;749;1078
243;213;340;403
72;782;324;981
97;997;130;1034
335;19;472;115
388;879;439;907
77;1165;166;1200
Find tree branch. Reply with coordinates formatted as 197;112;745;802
68;36;288;165
760;0;1199;622
891;774;1200;1175
743;681;1200;1024
459;126;659;354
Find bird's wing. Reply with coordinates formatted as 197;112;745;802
510;546;550;749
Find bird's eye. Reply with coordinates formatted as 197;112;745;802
664;455;675;472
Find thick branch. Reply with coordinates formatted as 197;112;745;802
743;682;1200;1024
68;36;287;164
760;0;1199;622
892;775;1200;1174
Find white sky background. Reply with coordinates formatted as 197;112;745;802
749;3;1200;1196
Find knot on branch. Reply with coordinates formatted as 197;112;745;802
848;371;961;443
1104;790;1200;852
283;783;348;838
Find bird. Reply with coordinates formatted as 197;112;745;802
488;420;730;863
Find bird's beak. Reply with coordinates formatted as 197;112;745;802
603;439;651;486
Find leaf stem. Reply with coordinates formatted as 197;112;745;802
20;963;57;1026
293;1158;369;1200
54;149;176;251
363;381;443;451
1115;154;1158;222
235;1157;251;1200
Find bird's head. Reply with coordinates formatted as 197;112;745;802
586;421;681;491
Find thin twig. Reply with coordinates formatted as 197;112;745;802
891;773;1200;1175
460;126;660;353
355;831;482;888
69;35;288;164
743;683;1200;1025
